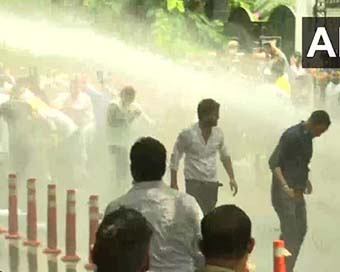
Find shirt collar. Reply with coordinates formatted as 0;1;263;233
204;265;235;272
299;121;314;139
131;180;165;189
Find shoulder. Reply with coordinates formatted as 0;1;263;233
179;123;197;137
176;191;202;215
281;123;301;142
104;195;127;216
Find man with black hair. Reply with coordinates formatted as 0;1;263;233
92;207;152;272
105;137;204;272
170;98;237;215
269;110;331;272
200;204;255;272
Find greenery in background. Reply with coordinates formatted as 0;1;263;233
231;0;295;19
0;0;296;59
84;0;228;58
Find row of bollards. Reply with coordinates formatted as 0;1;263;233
0;173;100;270
1;173;290;272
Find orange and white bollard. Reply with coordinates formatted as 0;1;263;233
43;184;61;255
5;174;21;240
27;246;38;272
274;240;291;272
61;190;80;263
85;195;99;271
23;178;40;247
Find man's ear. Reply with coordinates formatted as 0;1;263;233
140;249;150;272
248;238;255;254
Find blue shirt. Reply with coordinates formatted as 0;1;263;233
269;122;313;190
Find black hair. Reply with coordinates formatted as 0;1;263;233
121;86;136;98
200;205;252;260
309;110;331;127
92;207;153;272
130;137;166;182
197;99;220;120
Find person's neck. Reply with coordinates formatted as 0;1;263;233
206;256;247;272
199;121;212;133
303;121;313;134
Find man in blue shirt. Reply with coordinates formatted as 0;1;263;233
269;110;331;272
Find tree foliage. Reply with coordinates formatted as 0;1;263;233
230;0;295;19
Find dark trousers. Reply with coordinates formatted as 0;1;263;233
272;184;307;272
185;179;219;215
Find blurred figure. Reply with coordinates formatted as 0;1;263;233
54;75;94;181
170;99;237;214
92;207;153;272
269;110;331;272
55;75;93;128
105;137;204;272
106;86;147;184
225;40;244;73
0;77;34;180
272;58;291;98
200;205;255;272
310;68;330;106
289;52;312;106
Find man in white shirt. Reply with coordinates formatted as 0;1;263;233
106;86;152;183
55;76;94;128
105;137;204;272
54;75;94;181
170;99;237;214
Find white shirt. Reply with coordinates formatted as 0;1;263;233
54;92;94;128
170;123;229;182
106;99;142;146
105;181;204;272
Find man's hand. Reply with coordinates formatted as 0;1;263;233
170;169;179;190
229;178;238;196
283;184;295;198
305;180;313;195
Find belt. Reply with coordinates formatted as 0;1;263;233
186;179;223;187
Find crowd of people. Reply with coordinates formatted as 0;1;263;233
209;38;340;113
0;46;334;272
0;64;154;186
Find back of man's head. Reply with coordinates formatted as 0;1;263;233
309;110;331;127
92;207;153;272
200;205;253;261
130;137;166;182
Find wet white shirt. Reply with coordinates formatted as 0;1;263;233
106;99;142;146
170;123;229;182
105;181;204;272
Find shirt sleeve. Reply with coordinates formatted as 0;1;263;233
269;131;296;170
184;196;204;271
219;130;230;162
170;131;187;171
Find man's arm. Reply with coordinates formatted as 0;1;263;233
221;156;238;196
170;132;186;190
185;197;204;271
269;134;295;198
219;132;238;196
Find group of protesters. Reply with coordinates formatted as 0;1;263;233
0;64;155;186
0;51;333;272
